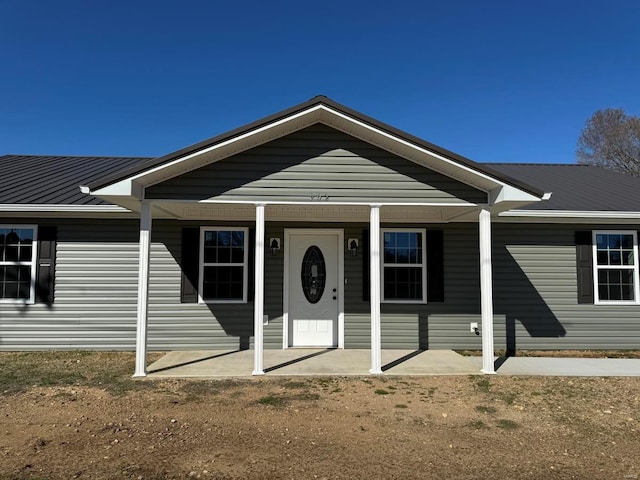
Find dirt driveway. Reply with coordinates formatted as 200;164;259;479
0;353;639;479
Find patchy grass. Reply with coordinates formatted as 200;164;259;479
468;420;490;429
257;395;285;407
474;405;497;415
496;419;519;430
0;351;163;395
395;404;409;409
374;389;390;395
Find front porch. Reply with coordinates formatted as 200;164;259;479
146;349;481;377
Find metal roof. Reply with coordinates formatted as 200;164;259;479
0;155;150;205
489;163;640;211
2;154;640;213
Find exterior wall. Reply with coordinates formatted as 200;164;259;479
2;218;639;352
492;223;640;350
146;125;487;205
0;219;139;350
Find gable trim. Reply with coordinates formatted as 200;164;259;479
85;97;545;204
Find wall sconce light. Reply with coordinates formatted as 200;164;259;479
270;238;281;256
348;238;359;257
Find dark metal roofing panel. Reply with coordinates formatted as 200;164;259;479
0;155;150;205
488;163;640;211
85;96;545;198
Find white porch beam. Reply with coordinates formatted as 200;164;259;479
479;208;496;374
133;201;152;377
369;205;382;374
252;203;266;375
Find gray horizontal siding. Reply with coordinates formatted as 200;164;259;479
0;220;139;350
492;223;640;350
146;125;487;205
2;218;639;352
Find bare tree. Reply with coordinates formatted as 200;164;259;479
576;108;640;176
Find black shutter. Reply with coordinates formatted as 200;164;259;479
36;226;56;304
576;231;594;304
181;228;200;303
247;228;256;301
362;229;369;301
426;230;445;302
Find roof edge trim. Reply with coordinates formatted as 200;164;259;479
86;96;545;199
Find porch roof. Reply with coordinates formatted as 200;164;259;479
83;96;547;209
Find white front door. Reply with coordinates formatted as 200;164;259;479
287;231;341;347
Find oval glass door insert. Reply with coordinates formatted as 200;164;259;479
301;245;326;304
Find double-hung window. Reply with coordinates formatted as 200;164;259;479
0;225;37;303
593;231;640;304
199;227;248;303
381;229;427;303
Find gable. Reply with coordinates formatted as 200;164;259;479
145;125;487;205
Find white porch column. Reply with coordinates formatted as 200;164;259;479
479;208;496;374
252;203;266;375
134;201;152;377
369;205;382;374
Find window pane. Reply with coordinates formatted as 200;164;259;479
621;235;634;249
609;251;622;265
202;266;244;300
19;245;33;261
384;267;422;300
0;265;31;300
597;267;636;302
204;231;217;247
231;231;244;247
596;251;608;265
622;250;634;266
383;232;421;265
598;284;609;301
4;245;18;262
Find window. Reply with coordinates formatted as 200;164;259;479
199;227;248;303
0;225;37;303
593;231;640;304
381;229;427;303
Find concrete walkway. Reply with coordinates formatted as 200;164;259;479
469;356;640;376
147;349;640;378
147;349;481;377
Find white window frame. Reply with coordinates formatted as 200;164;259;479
381;228;427;304
592;230;640;305
199;226;249;304
0;224;38;305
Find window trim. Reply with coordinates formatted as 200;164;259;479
381;228;427;304
198;226;249;304
0;224;38;305
592;230;640;305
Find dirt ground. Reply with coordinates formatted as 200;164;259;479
0;353;639;479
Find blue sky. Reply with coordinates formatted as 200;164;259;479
1;1;638;163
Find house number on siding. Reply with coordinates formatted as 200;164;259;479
310;194;329;201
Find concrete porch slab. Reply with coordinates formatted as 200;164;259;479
146;349;482;377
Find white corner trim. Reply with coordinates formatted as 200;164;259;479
79;185;90;194
0;204;132;213
542;192;553;200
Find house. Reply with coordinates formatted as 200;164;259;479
1;96;639;376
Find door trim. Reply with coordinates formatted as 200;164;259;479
283;228;344;349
